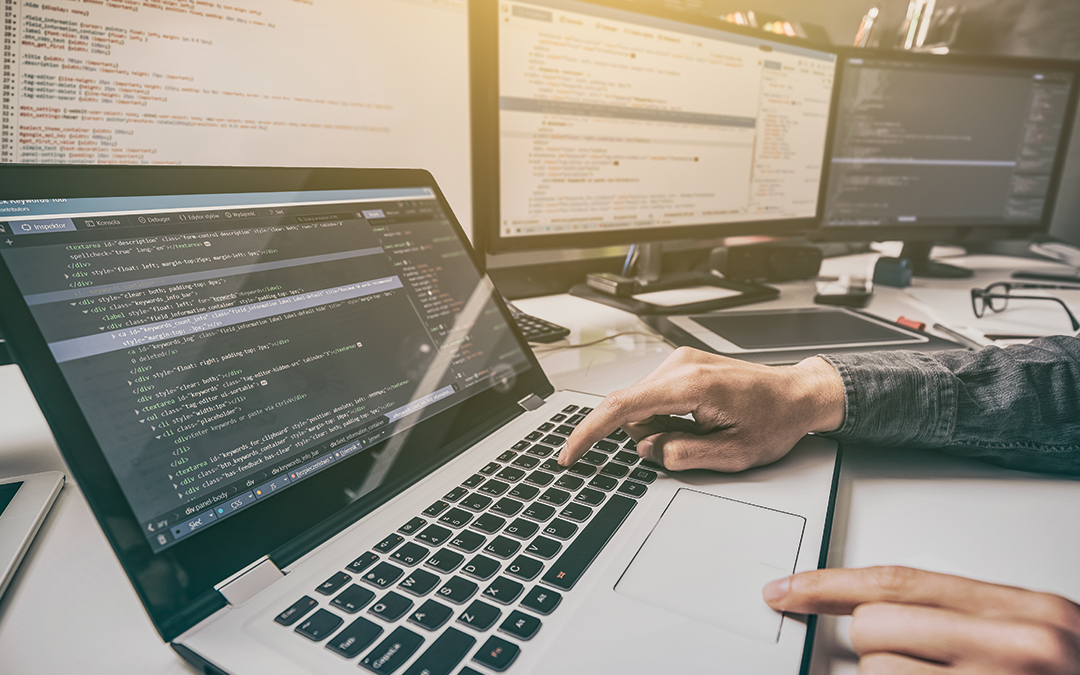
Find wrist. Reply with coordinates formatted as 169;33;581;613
790;356;845;433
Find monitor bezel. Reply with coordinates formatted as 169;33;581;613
0;165;553;641
813;48;1080;245
471;0;841;256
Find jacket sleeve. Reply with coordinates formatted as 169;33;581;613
819;335;1080;474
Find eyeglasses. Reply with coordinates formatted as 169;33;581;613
971;282;1080;331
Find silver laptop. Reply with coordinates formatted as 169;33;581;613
0;166;839;674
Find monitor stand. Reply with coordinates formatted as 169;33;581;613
901;242;974;279
568;242;778;315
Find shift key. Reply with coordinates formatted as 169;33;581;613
359;626;424;673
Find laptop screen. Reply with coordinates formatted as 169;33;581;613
0;186;530;552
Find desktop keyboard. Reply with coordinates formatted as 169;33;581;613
275;403;656;673
505;301;570;344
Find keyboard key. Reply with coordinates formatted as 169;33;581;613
471;513;506;534
438;507;473;528
542;518;578;540
422;500;449;517
316;571;352;596
574;487;606;506
503;518;539;540
347;551;381;575
460;493;493;511
600;462;629;478
542;434;566;447
478;479;510;496
408;599;455;633
553;424;575;436
561;405;579;413
522;502;556;521
295;608;342;642
510;454;539;469
332;584;377;613
538;488;570;506
588;474;618;491
449;529;486;553
593;440;618;453
443;486;469;502
568;462;596;477
275;595;317;625
462;473;485;488
402;629;476;675
550;413;567;422
538;422;554;432
525;536;562;559
457;599;501;631
398;569;440;596
629;467;658;483
359;626;424;673
490;497;524;517
494;466;524;481
484;535;521;559
472;636;520;672
580;450;607;465
568;413;586;424
640;459;665;471
512;440;530;451
579;406;594;414
483;576;524;605
416;524;453;546
606;428;628;441
508;483;540;501
525;444;554;458
524;431;543;442
524;470;554;486
370;591;413;622
538;458;565;473
559;503;593;522
618;480;648;498
391;542;431;566
543;494;635;591
373;534;404;554
398;517;427;535
425;549;465;574
362;562;404;589
326;616;383;658
504;555;544;581
437;576;479;604
496;450;517;462
479;461;501;475
461;554;501;581
553;474;584;491
625;439;637;451
520;586;562;615
500;610;542;641
614;451;639;465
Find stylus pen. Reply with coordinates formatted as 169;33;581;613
932;323;985;350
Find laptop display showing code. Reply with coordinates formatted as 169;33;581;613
0;189;528;551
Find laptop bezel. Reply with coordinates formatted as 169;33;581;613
0;165;555;641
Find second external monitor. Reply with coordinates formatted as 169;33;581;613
472;0;838;254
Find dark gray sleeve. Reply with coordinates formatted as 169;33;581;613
819;335;1080;474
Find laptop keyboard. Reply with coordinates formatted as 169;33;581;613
274;404;657;673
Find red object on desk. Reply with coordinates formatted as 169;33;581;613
896;316;926;331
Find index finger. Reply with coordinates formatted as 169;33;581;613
763;566;1077;626
559;385;684;466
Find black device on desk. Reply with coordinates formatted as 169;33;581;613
815;50;1080;278
504;300;570;343
470;0;839;313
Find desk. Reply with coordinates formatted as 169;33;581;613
1;252;1078;675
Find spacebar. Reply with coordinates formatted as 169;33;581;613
541;494;636;591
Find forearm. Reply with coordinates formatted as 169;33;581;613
820;335;1080;474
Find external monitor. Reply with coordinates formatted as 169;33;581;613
818;51;1080;277
471;0;838;310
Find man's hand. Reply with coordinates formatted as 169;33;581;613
559;347;845;471
764;566;1080;674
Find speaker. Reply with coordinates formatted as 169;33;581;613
711;244;823;283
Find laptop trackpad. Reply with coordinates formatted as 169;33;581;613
614;488;806;643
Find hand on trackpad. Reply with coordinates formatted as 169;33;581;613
614;488;805;643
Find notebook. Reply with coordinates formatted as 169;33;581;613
0;165;840;674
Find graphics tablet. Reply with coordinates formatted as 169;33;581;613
0;471;64;599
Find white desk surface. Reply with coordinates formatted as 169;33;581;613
1;251;1079;675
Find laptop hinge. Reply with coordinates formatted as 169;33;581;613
214;556;284;607
517;393;545;411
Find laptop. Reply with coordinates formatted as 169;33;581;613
0;166;840;675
